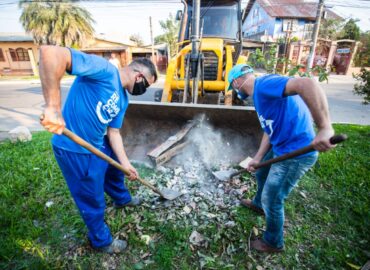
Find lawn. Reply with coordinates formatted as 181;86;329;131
0;124;369;269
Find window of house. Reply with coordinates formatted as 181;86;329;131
0;48;5;62
9;48;30;61
303;23;314;40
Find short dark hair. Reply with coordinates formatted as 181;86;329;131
129;58;158;83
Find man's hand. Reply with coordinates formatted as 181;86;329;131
247;158;261;173
312;127;335;152
40;107;65;134
122;161;139;181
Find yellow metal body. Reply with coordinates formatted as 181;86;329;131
161;38;248;103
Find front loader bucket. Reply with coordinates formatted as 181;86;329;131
120;101;262;167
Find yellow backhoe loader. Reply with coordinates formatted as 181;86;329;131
121;0;262;167
161;0;248;105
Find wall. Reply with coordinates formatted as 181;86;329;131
273;18;313;41
243;2;276;39
0;41;38;75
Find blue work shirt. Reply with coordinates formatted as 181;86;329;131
253;74;316;156
52;49;129;153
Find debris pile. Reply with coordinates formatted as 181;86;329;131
133;118;255;231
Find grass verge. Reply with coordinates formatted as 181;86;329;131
0;124;369;269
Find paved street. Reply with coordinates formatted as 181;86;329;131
0;75;369;141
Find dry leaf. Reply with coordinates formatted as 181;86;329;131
252;227;259;236
189;231;206;246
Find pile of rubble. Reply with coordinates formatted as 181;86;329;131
133;119;255;234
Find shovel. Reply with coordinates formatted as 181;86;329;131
213;134;347;181
61;128;182;200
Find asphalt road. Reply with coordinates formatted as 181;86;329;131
0;75;369;140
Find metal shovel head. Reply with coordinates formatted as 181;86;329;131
212;169;238;181
159;188;182;200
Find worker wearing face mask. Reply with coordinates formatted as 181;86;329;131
228;64;334;253
39;46;157;254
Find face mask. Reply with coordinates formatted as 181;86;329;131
234;89;249;100
233;78;249;100
131;81;147;96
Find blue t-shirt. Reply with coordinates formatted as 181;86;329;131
52;49;129;153
253;74;316;156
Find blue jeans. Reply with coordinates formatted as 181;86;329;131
52;137;132;248
252;150;318;248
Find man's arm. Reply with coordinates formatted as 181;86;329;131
107;127;138;181
248;132;271;172
39;45;72;134
285;77;334;152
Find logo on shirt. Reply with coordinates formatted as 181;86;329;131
258;114;274;137
96;92;120;124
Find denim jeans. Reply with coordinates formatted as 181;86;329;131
252;150;318;248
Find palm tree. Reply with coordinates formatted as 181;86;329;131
19;0;95;47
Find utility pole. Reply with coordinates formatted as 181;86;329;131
190;0;200;103
283;20;293;74
149;16;155;66
306;0;324;70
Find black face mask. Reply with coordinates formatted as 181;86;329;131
131;81;147;96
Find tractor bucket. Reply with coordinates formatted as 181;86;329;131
120;101;262;167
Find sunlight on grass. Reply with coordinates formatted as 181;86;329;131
0;125;369;269
16;239;45;260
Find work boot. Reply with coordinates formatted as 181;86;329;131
251;239;284;253
240;199;265;216
113;196;142;208
95;239;128;254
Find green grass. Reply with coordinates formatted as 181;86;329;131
0;124;369;269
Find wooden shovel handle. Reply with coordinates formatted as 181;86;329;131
230;134;347;178
62;128;164;197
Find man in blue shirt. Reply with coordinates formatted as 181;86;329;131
39;45;157;254
228;64;335;253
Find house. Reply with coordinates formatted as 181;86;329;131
81;37;136;67
0;33;39;76
242;0;341;42
0;33;162;76
79;36;164;69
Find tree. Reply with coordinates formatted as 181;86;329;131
353;68;370;104
19;0;95;47
129;33;144;47
356;31;370;67
340;18;361;41
154;13;180;57
319;18;343;40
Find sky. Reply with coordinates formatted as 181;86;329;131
0;0;369;45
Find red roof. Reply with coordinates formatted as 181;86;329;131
244;0;342;21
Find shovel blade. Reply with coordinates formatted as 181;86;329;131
159;188;182;200
212;169;238;181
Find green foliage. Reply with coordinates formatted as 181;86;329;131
340;18;361;41
353;68;370;104
319;18;344;40
1;125;369;269
290;36;299;42
264;45;278;74
154;13;180;57
248;45;278;73
354;31;370;67
287;64;330;83
247;48;265;68
19;0;95;47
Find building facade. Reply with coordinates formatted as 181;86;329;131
242;0;341;42
0;33;164;76
0;34;38;76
